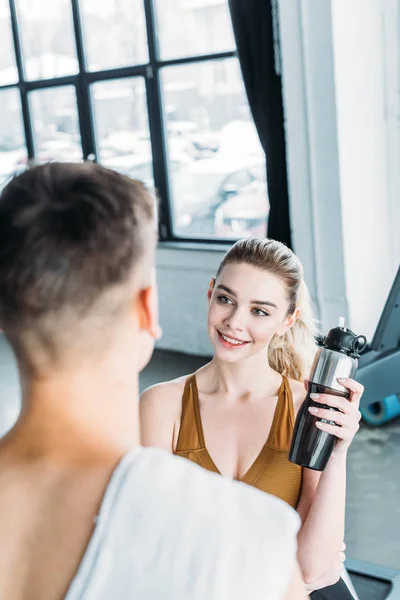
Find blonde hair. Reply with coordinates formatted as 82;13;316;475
216;238;318;381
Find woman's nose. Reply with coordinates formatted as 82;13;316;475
224;308;245;331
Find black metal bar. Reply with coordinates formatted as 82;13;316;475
8;0;34;159
144;0;173;240
7;0;24;79
0;82;20;91
172;236;236;245
157;50;237;69
158;240;232;252
70;0;96;160
87;64;147;83
22;75;78;91
12;54;238;90
144;0;160;63
67;51;237;85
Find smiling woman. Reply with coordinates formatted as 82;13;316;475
208;238;317;379
141;237;363;598
209;267;298;358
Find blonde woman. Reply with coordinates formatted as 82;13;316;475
141;238;363;598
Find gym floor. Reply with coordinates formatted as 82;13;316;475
1;337;399;573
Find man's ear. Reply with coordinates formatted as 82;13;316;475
136;284;162;340
207;277;216;302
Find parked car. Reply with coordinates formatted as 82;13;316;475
214;179;269;238
172;155;267;237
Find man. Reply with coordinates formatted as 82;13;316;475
0;162;307;599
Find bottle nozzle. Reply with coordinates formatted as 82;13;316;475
338;316;345;329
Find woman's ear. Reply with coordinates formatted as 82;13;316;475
207;277;216;302
276;307;300;337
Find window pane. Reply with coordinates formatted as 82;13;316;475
155;0;235;60
80;0;148;71
30;86;82;162
91;78;153;187
0;89;26;190
16;0;78;80
162;59;268;239
0;0;18;85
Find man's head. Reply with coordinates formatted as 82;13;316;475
0;161;159;375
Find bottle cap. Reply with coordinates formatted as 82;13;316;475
323;322;367;357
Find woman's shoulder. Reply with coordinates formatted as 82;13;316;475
285;377;307;415
140;375;189;414
140;375;192;450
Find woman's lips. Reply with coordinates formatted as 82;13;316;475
217;330;250;349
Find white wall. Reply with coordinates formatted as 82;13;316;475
383;0;400;266
279;0;349;332
156;246;224;355
331;0;398;340
279;0;399;343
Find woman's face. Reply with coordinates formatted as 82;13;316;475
207;262;296;363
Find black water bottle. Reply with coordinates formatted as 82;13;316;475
289;318;367;471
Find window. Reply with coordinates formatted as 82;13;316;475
154;0;235;60
80;0;148;71
16;0;78;80
0;0;18;85
0;0;270;243
91;78;153;187
29;86;82;161
161;59;267;238
0;89;26;187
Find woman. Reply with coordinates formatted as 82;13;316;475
141;238;363;598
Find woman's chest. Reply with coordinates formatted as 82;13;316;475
199;396;279;480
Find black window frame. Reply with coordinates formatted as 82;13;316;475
2;0;272;245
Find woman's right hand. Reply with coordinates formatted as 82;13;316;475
304;543;346;592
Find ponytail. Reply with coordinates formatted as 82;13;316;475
268;281;318;381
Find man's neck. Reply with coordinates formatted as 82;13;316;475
2;354;141;465
0;348;142;600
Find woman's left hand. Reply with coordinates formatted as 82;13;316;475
308;378;364;455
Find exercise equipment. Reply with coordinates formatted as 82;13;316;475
347;559;400;600
358;266;400;425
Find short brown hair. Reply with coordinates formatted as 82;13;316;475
0;162;156;364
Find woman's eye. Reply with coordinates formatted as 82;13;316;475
218;295;233;305
253;308;269;317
